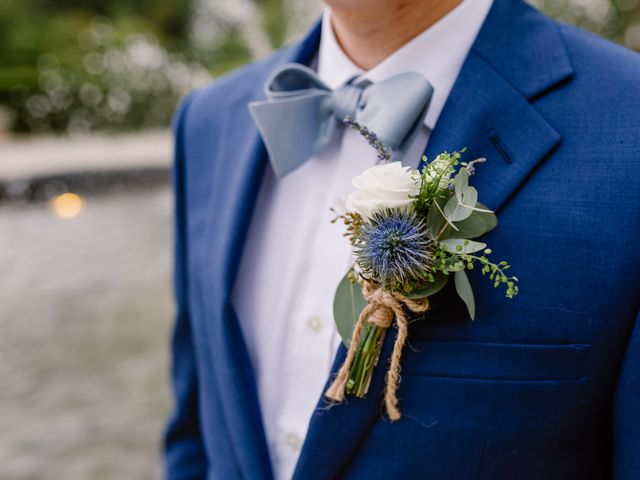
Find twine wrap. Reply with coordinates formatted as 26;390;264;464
325;282;429;421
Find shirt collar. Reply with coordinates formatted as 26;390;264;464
316;0;494;130
316;12;363;89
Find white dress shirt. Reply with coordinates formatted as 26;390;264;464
232;1;493;478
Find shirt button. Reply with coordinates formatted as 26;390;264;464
306;315;323;333
284;432;302;451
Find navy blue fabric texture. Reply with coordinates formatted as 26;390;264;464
163;0;640;478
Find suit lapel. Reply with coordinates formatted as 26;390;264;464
294;1;573;478
424;0;573;213
196;23;321;480
423;51;564;213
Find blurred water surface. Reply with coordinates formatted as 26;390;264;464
0;187;172;479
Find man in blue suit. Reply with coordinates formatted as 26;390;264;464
164;0;640;478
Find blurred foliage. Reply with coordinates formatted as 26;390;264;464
0;0;192;90
0;0;638;135
0;0;199;133
0;0;284;134
533;0;640;47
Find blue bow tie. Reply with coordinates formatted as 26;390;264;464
249;63;434;178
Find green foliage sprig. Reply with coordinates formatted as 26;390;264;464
331;208;363;247
413;149;464;215
434;243;519;299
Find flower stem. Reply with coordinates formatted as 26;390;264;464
346;324;387;398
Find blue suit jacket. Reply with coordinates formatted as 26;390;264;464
164;0;640;478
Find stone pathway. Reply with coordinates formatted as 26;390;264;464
0;186;174;479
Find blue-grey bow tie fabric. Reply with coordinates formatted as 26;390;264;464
248;63;434;178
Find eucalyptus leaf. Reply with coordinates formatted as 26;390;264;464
426;194;449;238
333;273;368;347
454;270;475;320
449;203;497;239
440;238;487;254
449;212;487;239
443;186;478;222
480;203;497;232
454;168;469;203
407;272;448;299
461;186;478;210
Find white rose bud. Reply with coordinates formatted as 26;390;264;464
345;162;420;219
424;155;452;191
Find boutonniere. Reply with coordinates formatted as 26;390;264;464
326;118;519;421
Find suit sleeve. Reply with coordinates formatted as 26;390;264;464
613;307;640;479
163;92;208;479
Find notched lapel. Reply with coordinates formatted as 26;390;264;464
195;88;273;480
424;51;563;213
194;23;322;480
206;106;274;478
422;0;573;214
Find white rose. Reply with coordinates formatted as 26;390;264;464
345;162;420;219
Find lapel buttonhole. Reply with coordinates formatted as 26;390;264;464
487;130;514;164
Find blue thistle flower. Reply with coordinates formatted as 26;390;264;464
354;208;435;292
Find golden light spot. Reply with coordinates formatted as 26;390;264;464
49;192;84;219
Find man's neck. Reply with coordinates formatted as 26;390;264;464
328;0;462;70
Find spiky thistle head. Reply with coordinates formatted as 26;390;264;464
354;208;436;292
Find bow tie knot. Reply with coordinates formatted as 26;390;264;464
249;63;433;178
331;83;364;122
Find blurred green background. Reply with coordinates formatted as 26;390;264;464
0;0;316;135
1;0;639;135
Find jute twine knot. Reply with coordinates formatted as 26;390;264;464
325;282;429;421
